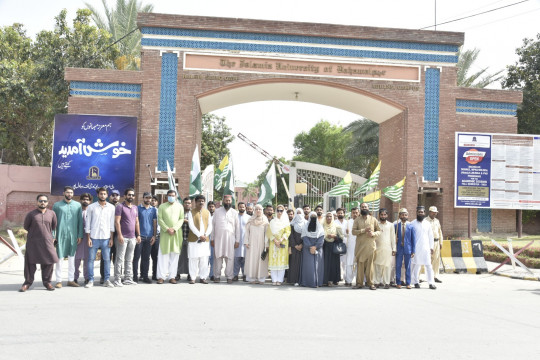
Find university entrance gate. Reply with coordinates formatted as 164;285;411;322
65;13;522;236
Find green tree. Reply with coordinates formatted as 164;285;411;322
343;119;379;178
85;0;153;70
0;10;118;166
457;48;503;88
502;34;540;135
201;113;235;171
241;181;258;200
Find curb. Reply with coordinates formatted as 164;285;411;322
491;271;540;281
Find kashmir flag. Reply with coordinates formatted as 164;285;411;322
354;161;381;196
223;157;236;204
257;163;277;205
328;171;352;196
214;155;229;191
166;160;180;202
382;177;406;202
362;190;381;212
189;145;202;197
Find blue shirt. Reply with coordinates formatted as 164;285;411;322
138;204;157;238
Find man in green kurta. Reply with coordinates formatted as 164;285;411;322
52;186;83;288
156;189;184;284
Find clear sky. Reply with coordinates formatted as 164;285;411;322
1;0;538;183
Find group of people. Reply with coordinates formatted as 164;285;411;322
19;185;444;292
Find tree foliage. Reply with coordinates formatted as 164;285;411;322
201;113;235;171
457;48;503;88
502;34;540;135
0;10;118;166
85;0;153;70
343;119;379;177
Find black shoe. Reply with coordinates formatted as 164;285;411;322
142;278;152;284
429;284;437;290
152;275;157;281
414;283;420;289
435;278;442;283
243;275;247;282
187;275;192;282
84;279;89;285
175;274;180;281
210;276;215;281
133;275;139;282
232;276;239;281
100;278;104;285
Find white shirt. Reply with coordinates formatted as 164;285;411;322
187;210;213;238
85;201;115;239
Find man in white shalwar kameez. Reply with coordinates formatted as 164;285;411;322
211;195;240;283
187;195;213;284
335;208;348;281
374;208;396;288
343;207;359;286
410;206;436;289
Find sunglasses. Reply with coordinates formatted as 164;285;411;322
38;200;48;203
277;209;284;213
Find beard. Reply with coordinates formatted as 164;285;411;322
223;203;231;210
360;209;369;216
239;209;245;214
417;215;425;222
337;215;344;220
126;198;133;203
247;211;253;216
64;195;72;201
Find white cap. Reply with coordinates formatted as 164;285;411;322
429;206;438;213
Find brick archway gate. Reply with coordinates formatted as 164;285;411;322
65;14;522;236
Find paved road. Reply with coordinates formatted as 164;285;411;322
1;251;539;360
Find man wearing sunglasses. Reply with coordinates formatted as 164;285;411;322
100;189;120;284
19;195;59;292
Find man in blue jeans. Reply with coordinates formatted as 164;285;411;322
85;187;116;288
134;192;157;283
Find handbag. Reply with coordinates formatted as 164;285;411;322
261;249;268;260
332;237;347;255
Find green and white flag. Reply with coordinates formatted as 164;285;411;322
257;163;277;205
382;177;406;202
214;155;229;191
354;161;381;196
189;144;202;197
166;160;180;202
362;190;381;212
223;157;236;204
328;171;352;196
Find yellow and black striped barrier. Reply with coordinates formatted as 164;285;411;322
440;240;488;274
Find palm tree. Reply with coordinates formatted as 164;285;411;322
242;181;259;201
85;0;153;70
457;48;503;88
343;119;379;177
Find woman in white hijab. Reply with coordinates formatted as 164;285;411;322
266;204;291;285
244;204;269;284
299;211;325;288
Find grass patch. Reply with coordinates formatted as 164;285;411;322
0;226;26;247
483;242;540;269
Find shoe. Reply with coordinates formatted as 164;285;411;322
113;280;123;287
344;283;351;287
429;284;437;290
123;279;138;285
232;276;239;281
85;281;94;288
200;279;208;284
435;278;442;283
142;278;152;284
133;275;139;282
169;278;177;284
189;280;195;284
406;285;412;289
100;279;104;285
174;274;180;281
152;275;157;281
272;282;277;286
384;284;390;289
353;285;363;289
187;275;192;282
210;276;215;281
396;285;402;289
67;281;79;287
157;279;164;284
419;279;425;283
227;279;233;284
277;282;282;286
294;283;299;287
414;284;420;289
369;285;377;290
243;275;247;282
213;278;220;283
19;284;30;292
104;280;115;288
84;279;89;285
45;284;55;291
55;282;62;289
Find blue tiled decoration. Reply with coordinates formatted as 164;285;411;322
477;208;492;232
157;53;178;171
141;38;458;64
423;68;440;182
141;27;460;53
69;81;141;99
456;99;517;116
